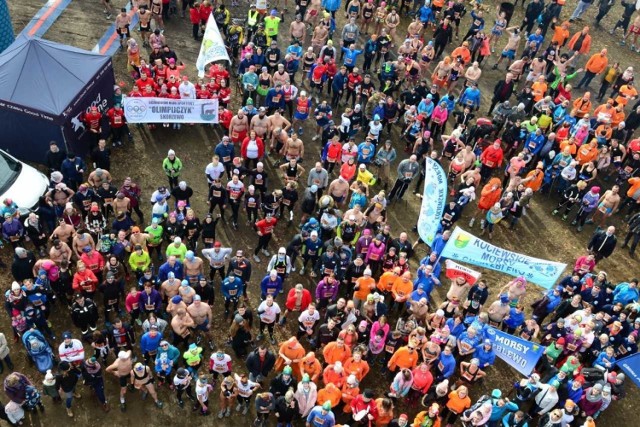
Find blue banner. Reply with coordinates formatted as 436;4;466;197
418;157;447;247
485;327;544;376
616;353;640;389
440;227;566;289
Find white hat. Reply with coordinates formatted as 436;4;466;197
118;350;131;360
168;149;176;156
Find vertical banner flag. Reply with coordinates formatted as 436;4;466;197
196;15;231;78
440;227;566;289
616;353;640;389
486;327;544;376
417;157;447;246
444;260;481;285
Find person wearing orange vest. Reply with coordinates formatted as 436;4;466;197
390;272;413;313
353;268;376;308
316;382;342;408
377;267;400;302
572;92;592;118
576;49;608;89
593;98;616;122
567;26;592;60
551;20;571;47
387;344;420;373
450;41;472;65
323;337;352;364
300;351;323;382
615;82;638;107
576;140;599;165
531;75;548;102
343;349;370;382
292;90;312;135
341;374;360;414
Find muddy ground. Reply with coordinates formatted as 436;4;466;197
4;0;640;425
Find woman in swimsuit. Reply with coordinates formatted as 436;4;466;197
419;42;436;78
256;67;273;106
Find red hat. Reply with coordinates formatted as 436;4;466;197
556;337;566;345
399;414;408;420
90;205;100;212
214;241;222;248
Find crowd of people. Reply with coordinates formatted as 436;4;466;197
2;0;640;425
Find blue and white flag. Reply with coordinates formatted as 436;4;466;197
417;157;447;247
616;353;640;389
440;227;566;289
486;327;544;376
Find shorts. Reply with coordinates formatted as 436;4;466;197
117;26;130;38
501;49;515;59
631;25;640;35
195;319;209;331
332;194;345;204
119;375;129;387
140;23;151;32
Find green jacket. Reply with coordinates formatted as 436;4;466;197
162;157;183;177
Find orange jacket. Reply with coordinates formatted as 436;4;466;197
572;97;592;117
353;276;376;301
531;81;548;102
300;357;323;382
323;342;352;365
317;384;342;407
450;46;471;65
274;342;306;372
377;271;398;292
611;110;626;128
478;178;503;210
341;384;360;412
323;364;347;388
375;397;395;426
593;103;615;121
576;142;598;165
412;412;442;427
628;177;640;197
585;53;608;74
615;84;638;106
552;23;570;46
559;140;578;156
568;30;592;54
446;390;472;414
343;358;370;382
391;277;413;301
388;346;419;371
524;167;544;192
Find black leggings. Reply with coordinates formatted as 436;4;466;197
259;320;275;337
254;234;272;254
176;384;195;401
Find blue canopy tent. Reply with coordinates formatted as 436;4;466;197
0;35;115;163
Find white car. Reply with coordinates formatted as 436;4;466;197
0;149;49;216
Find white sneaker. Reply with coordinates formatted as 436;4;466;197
312;135;319;141
469;217;475;227
253;254;261;262
291;266;296;272
261;249;270;256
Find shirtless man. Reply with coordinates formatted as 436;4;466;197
87;168;112;188
186;295;213;349
129;227;149;251
72;232;96;258
250;108;271;139
229;110;249;145
328;176;350;207
590;185;621;228
177;283;195;306
49;239;73;264
50;218;76;245
183;251;204;285
137;6;153;47
290;14;307;41
311;24;329;56
114;192;131;215
270;127;289;154
171;308;195;347
462;145;477;169
407;16;424;38
305;0;322;28
281;133;305;161
106;350;133;411
115;8;131;49
493;27;522;69
160;272;181;300
268;109;292;134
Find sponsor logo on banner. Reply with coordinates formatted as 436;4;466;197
123;97;219;124
417;158;447;246
440;227;566;289
486;327;543;376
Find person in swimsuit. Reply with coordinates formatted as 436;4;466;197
130;362;164;408
115;8;131;49
138;6;152;47
150;0;164;32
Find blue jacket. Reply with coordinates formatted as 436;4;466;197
214;143;235;163
321;0;341;11
306;406;336;426
503;308;525;329
430;234;448;256
158;260;184;282
413;267;439;297
364;39;377;56
437;352;456;378
489;400;518;422
357;142;376;163
525;133;545;155
221;277;244;299
341;47;363;67
475;344;496;368
613;283;639;305
265;88;286;110
459;87;481;109
445;318;466;338
418;99;435;117
140;331;163;353
156;343;180;365
61;157;87;184
260;275;283;298
419;5;433;23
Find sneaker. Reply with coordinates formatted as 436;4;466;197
66;408;74;417
120;402;126;412
257;334;264;341
106;14;112;19
236;403;242;412
136;318;142;326
270;337;276;345
577;226;583;232
208;341;214;350
279;317;286;325
300;267;306;274
469;217;475;227
242;405;249;415
290;266;296;272
312;135;319;141
551;209;558;216
155;400;164;408
178;400;184;408
253;254;261;262
225;408;231;417
218;410;225;419
261;249;270;256
562;214;568;221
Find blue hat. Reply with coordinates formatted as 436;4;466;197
62;331;72;339
168;271;175;279
155;194;164;202
171;295;182;304
152;217;159;224
270;8;278;15
181;280;189;287
38;269;47;276
374;114;380;121
500;294;509;303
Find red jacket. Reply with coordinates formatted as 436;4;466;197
285;288;312;311
480;144;504;168
219;109;232;129
198;5;212;22
72;269;98;294
240;137;265;159
107;107;126;128
255;218;277;235
189;7;200;24
80;251;105;274
83;111;102;131
350;394;379;420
